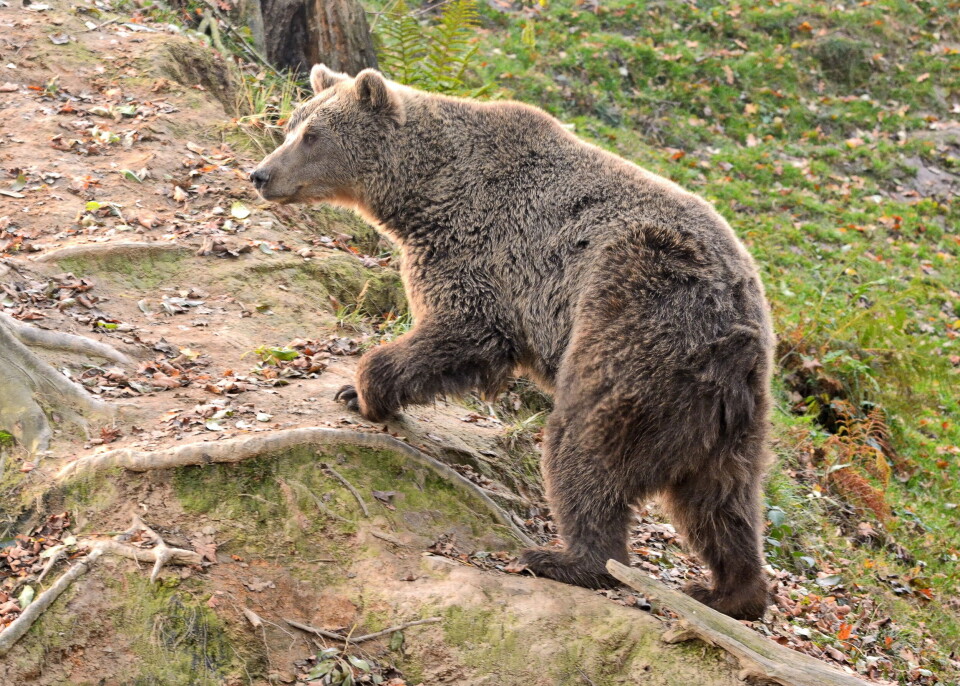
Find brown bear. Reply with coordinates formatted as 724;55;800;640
251;64;775;620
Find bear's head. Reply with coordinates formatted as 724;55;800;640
249;64;404;205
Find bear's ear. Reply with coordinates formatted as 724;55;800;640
354;69;395;111
310;64;348;94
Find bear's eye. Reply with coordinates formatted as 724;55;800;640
301;130;317;145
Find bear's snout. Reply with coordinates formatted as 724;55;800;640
249;167;270;190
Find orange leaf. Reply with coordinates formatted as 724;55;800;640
837;623;853;640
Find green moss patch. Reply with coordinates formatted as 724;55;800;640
57;248;188;291
105;574;242;685
173;443;514;564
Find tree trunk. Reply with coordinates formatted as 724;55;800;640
255;0;378;75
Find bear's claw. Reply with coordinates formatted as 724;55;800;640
519;548;620;590
334;384;361;412
683;579;769;621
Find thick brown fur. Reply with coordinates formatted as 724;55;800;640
252;64;776;620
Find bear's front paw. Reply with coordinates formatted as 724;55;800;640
334;385;360;412
683;580;769;620
334;383;396;422
519;548;618;590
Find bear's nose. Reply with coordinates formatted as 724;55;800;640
250;168;270;188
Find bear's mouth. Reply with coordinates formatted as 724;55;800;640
257;183;306;204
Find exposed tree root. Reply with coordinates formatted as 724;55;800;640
0;314;128;454
606;560;870;686
55;427;537;547
31;241;191;264
0;313;133;366
284;616;441;644
0;516;201;658
107;515;204;583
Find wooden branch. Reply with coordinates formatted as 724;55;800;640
55;427;536;547
284;616;441;644
369;529;409;547
287;479;351;523
606;560;871;686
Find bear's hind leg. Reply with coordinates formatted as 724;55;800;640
662;463;770;620
520;414;634;589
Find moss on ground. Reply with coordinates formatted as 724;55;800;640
144;35;240;114
441;604;731;685
173;442;514;567
105;573;245;685
57;249;188;292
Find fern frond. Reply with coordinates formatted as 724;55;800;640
378;0;429;86
424;0;480;91
376;0;482;95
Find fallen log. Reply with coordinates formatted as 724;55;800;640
606;560;874;686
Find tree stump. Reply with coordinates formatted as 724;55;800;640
253;0;378;75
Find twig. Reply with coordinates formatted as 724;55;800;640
284;617;441;644
35;547;66;586
287;479;350;524
55;427;535;547
243;607;264;629
370;529;409;547
576;666;597;686
606;560;870;686
322;463;369;517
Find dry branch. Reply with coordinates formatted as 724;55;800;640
284;616;441;644
0;548;104;657
288;478;351;523
606;560;870;686
369;529;409;547
56;427;536;547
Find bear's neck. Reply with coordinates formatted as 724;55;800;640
356;97;487;243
